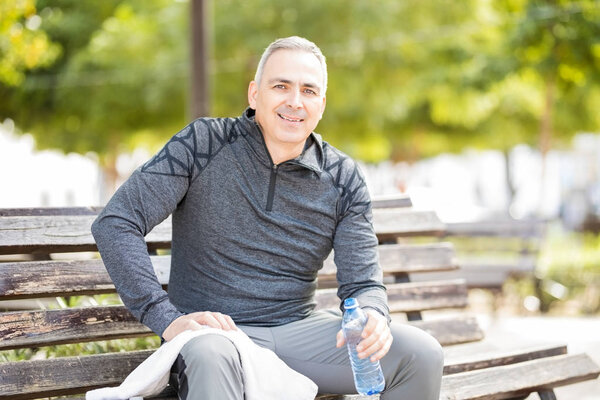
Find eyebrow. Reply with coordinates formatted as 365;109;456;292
268;78;321;92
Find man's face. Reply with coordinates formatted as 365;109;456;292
248;49;326;156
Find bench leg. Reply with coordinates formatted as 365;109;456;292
538;389;557;400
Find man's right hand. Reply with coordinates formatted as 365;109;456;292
162;311;237;341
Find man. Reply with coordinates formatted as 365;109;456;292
92;36;443;399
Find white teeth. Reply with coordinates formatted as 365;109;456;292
278;113;303;122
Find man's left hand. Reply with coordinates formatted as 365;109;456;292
336;309;393;362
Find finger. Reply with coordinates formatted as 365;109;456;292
336;329;345;348
186;319;204;331
361;314;379;339
212;312;232;330
357;318;385;352
224;314;238;330
195;312;223;329
370;335;393;362
358;326;390;359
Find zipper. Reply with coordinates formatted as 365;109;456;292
266;164;279;211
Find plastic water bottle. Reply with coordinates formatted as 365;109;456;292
342;297;386;396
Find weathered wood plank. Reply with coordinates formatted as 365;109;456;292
321;243;458;278
0;350;153;400
440;353;600;400
315;280;468;312
0;209;445;255
444;219;544;238
0;306;153;350
0;309;481;351
0;207;103;217
371;194;412;209
0;197;411;218
0;256;171;299
1;243;458;300
411;316;483;346
373;209;446;240
408;258;538;289
1;349;595;400
316;395;376;400
443;341;567;374
0;215;172;255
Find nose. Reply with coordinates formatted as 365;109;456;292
286;88;302;109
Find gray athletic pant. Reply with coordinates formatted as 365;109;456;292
172;310;444;399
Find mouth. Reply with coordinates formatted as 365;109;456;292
277;113;304;123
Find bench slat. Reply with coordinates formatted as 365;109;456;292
0;256;171;300
408;259;538;289
321;243;458;277
0;306;153;350
443;341;567;374
0;215;172;255
0;209;445;255
0;307;481;351
411;316;483;346
2;349;594;400
445;220;543;238
0;350;153;400
0;207;103;217
0;243;457;300
371;194;412;209
316;280;468;312
0;198;411;217
440;353;600;400
373;209;446;240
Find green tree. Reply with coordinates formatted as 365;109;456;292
0;0;188;195
1;0;599;200
0;0;60;86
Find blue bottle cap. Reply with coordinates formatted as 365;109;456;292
344;297;359;309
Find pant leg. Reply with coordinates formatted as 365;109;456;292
268;310;444;400
173;334;245;400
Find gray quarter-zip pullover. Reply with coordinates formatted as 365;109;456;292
92;108;388;337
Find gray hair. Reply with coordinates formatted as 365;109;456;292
254;36;328;95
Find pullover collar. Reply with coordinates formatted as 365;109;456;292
240;107;324;174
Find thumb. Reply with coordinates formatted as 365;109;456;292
336;329;345;348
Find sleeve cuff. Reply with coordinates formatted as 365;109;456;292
141;298;185;337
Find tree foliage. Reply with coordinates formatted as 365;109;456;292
0;0;60;86
0;0;599;171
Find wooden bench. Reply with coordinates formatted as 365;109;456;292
408;216;545;301
0;202;598;399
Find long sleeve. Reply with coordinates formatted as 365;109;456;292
91;123;198;336
332;162;390;322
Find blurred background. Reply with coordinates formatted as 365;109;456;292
1;0;599;396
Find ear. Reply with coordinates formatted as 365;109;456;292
248;81;258;109
319;95;327;120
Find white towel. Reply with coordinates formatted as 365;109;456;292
86;328;318;400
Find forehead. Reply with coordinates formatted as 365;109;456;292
261;49;324;88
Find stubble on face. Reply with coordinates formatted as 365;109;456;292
248;49;326;164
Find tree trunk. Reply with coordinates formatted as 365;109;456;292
538;77;554;216
503;149;516;214
99;140;120;205
190;0;210;119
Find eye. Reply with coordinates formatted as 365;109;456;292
274;84;286;89
304;88;317;95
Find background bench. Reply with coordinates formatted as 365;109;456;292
0;200;598;399
407;215;545;297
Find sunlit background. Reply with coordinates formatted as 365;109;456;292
1;1;599;397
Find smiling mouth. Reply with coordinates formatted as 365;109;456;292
278;113;304;122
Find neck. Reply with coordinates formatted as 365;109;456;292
264;138;305;165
